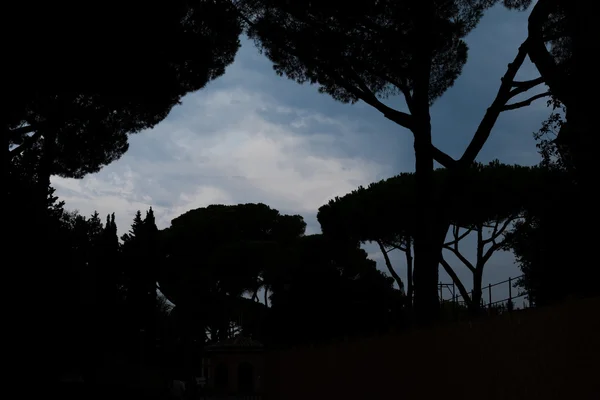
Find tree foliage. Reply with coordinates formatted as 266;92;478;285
526;0;597;187
6;1;243;179
318;161;553;244
266;234;403;346
121;208;161;333
318;161;559;310
158;203;306;342
240;0;505;107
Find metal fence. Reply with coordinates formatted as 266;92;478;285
438;275;533;312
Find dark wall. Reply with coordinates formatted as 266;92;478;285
264;297;600;400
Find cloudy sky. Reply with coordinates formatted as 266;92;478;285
52;4;549;303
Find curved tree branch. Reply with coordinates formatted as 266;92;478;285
439;257;472;308
377;240;405;291
443;244;476;274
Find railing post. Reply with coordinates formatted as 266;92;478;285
508;277;512;310
452;282;456;304
439;281;443;303
488;283;492;311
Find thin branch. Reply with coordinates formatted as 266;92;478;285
379;239;407;253
491;219;501;238
509;78;545;98
480;241;503;268
502;92;551;111
483;217;515;245
511;77;545;89
444;225;472;248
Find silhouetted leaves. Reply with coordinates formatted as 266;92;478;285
318;161;553;245
266;234;402;346
6;1;243;180
239;0;502;105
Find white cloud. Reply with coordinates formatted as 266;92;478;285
52;86;389;234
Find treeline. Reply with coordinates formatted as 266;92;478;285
12;158;588;384
16;191;407;379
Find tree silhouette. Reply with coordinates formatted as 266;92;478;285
266;234;402;346
5;1;243;225
159;203;306;344
237;0;545;320
527;0;597;188
522;0;599;303
6;6;244;381
503;102;594;305
319;161;554;313
121;208;160;337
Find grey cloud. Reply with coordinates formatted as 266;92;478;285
52;84;388;234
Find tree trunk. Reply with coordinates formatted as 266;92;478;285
412;128;443;322
264;287;269;307
471;268;483;314
411;0;445;324
405;236;413;308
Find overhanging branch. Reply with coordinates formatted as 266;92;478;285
458;39;531;166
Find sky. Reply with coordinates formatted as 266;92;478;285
52;4;549;305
